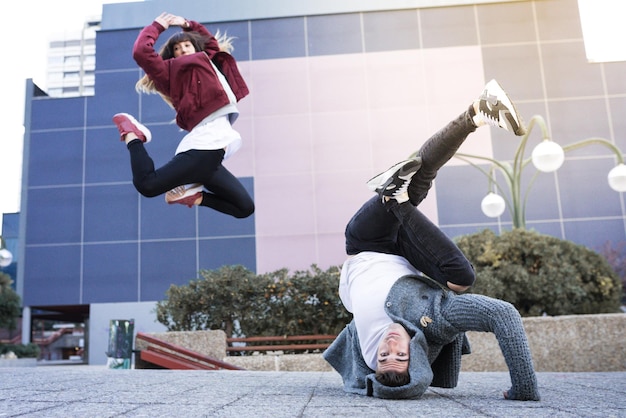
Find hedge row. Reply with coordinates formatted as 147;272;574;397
155;229;623;337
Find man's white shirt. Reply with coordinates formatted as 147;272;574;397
339;251;419;369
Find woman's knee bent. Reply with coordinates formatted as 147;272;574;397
233;201;255;218
133;180;163;198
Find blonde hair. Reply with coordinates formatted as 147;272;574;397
135;30;235;108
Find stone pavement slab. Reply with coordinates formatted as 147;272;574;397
1;366;624;417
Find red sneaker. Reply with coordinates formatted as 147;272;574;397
112;113;152;143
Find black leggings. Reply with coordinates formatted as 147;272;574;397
127;140;254;218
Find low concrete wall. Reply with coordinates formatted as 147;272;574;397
225;353;332;371
135;330;227;360
137;313;626;372
0;358;38;368
461;313;626;372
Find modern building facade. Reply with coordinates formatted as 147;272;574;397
17;0;626;365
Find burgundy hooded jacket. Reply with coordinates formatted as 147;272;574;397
132;19;249;131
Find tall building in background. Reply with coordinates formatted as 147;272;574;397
45;18;100;98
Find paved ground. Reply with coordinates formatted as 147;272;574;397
1;366;625;417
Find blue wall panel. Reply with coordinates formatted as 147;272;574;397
199;237;256;272
435;164;495;226
95;29;141;71
206;21;251;62
85;127;134;183
83;184;139;242
28;131;84;187
136;91;177;124
563;219;626;253
307;14;363;56
363;10;421;52
30;97;86;130
140;196;199;240
26;188;83;245
558;159;622;219
88;71;142;126
83;242;139;303
23;246;81;305
251;17;306;60
140;240;198;300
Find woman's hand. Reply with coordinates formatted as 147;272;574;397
155;12;188;29
154;12;170;29
169;14;189;27
446;281;470;293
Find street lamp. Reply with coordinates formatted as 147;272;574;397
453;115;626;229
0;236;12;268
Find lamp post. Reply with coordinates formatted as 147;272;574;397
0;236;12;268
452;115;626;229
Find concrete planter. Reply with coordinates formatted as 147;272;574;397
226;313;626;372
0;358;38;368
138;313;626;372
461;312;626;372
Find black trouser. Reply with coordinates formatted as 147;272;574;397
127;141;254;218
344;108;476;287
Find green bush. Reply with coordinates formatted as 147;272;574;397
155;264;258;335
0;343;40;359
455;229;623;316
155;264;351;337
0;272;42;359
156;231;622;337
248;265;351;336
0;273;21;331
597;240;626;305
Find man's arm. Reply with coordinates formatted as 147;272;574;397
443;294;540;401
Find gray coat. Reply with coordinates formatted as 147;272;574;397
323;274;540;401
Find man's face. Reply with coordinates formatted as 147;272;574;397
376;323;410;374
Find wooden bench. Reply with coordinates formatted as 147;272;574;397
226;334;336;355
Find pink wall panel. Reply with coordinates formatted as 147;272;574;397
225;116;255;177
422;47;485;107
364;50;427;109
313;170;372;234
310;111;372;173
308;54;369;113
368;106;433;170
248;58;310;116
244;46;485;273
235;60;253;115
255;235;319;273
316;232;348;270
253;114;313;175
253;172;316;237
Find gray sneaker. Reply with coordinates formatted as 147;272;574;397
475;79;526;136
366;158;421;202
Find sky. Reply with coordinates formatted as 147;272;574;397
577;0;626;63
